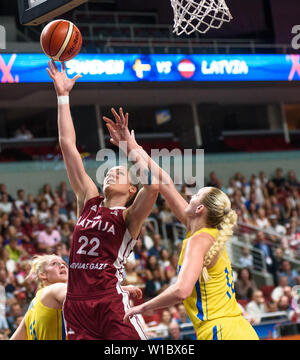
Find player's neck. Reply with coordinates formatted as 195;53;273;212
102;195;127;209
188;217;207;235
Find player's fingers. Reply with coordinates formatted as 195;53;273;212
130;129;136;141
110;138;118;146
119;107;126;126
103;116;116;127
61;61;66;72
111;107;121;125
48;61;55;74
46;68;54;80
51;59;59;71
72;74;82;82
125;112;129;127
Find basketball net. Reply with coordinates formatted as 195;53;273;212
170;0;233;35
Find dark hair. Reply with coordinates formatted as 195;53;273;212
237;267;252;281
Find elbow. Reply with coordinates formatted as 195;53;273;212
175;283;192;302
59;137;74;149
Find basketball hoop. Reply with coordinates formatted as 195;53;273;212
170;0;233;35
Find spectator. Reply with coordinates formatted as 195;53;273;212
56;182;75;209
267;300;278;313
0;312;9;338
41;184;55;208
277;295;295;320
268;215;287;237
145;268;167;299
272;168;285;189
239;247;253;269
165;253;179;285
253;231;277;285
139;225;154;251
122;261;144;288
158;248;170;272
246;290;267;324
166;321;192;340
286;170;299;189
54;243;69;265
271;276;289;303
25;194;37;216
0;184;13;202
4;238;25;265
206;171;220;188
6;302;23;334
176;303;192;325
155;309;173;337
60;222;72;246
148;233;165;260
0;194;13;214
279;260;299;287
14;124;33;140
235;268;257;301
255;208;270;230
37;221;61;254
37;200;50;224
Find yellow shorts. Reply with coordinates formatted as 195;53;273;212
196;315;259;340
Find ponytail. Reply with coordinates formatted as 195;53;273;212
200;188;237;282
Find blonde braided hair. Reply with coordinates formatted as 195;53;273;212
200;187;237;282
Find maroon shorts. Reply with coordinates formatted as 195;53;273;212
63;285;147;340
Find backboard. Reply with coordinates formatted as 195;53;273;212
18;0;88;26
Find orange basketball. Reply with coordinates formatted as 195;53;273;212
40;20;82;62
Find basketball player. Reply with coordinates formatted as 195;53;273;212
10;254;68;340
104;110;259;340
46;60;158;340
10;253;142;340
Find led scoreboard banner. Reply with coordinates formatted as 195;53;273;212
0;53;300;83
18;0;88;26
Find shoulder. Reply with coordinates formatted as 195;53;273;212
42;283;66;298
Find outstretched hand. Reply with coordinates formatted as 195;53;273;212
103;108;137;150
46;60;82;96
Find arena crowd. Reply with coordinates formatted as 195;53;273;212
0;167;300;339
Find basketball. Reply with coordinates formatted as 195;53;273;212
40;19;82;62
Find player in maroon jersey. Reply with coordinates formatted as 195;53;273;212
47;60;159;340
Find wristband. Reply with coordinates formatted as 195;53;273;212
57;96;69;105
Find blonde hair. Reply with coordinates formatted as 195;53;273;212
26;254;58;290
200;187;237;282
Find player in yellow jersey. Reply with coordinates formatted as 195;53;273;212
104;108;259;340
10;253;143;340
10;254;68;340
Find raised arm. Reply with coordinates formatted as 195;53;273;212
47;61;98;215
103;108;159;239
103;109;189;227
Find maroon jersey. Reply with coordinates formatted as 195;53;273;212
67;196;136;297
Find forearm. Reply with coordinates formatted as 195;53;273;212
58;103;76;145
127;141;171;186
140;283;184;313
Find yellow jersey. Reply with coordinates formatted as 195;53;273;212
25;288;66;340
177;228;242;333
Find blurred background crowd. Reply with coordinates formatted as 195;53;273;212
0;166;300;340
